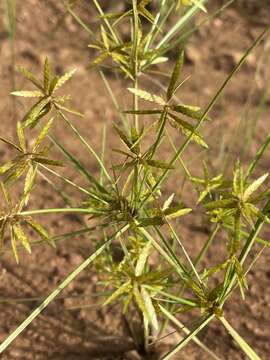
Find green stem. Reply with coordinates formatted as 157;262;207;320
63;0;93;36
156;1;206;49
246;132;270;178
166;220;202;284
58;110;112;183
149;109;167;158
219;317;261;360
134;76;139;131
39;164;91;195
194;224;220;266
161;314;214;360
143;0;167;52
139;226;186;278
99;70;129;131
159;223;220;336
92;0;119;43
159;305;221;360
19;208;92;216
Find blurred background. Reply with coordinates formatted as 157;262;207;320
0;1;269;359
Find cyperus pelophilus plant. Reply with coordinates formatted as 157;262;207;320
0;2;269;360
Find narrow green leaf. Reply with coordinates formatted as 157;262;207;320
133;282;149;321
103;281;131;306
100;25;109;49
11;90;43;97
22;98;51;128
32;118;54;152
233;257;247;300
171;104;211;121
123;109;162;115
0;136;23;152
1;182;12;208
25;218;53;246
167;51;184;101
146;159;174;170
128;88;166;106
13;224;31;254
55;104;83;117
135;241;152;276
159;305;221;360
17;66;43;90
243;173;268;201
219;317;261;360
32;157;63;167
161;314;214;359
48;76;59;95
10;226;19;263
165;207;192;219
138;6;155;24
205;198;236;210
0;161;16;175
16;122;26;152
113;123;133;149
44;57;50;93
53;68;77;93
141;288;158;330
23;165;37;204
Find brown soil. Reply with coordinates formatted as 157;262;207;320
0;1;269;359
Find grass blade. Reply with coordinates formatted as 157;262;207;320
161;314;214;359
159;305;221;360
156;1;207;49
219;317;261;360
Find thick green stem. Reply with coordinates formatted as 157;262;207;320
219;317;261;360
161;314;215;360
19;208;92;216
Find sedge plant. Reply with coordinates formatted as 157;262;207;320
0;1;269;359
